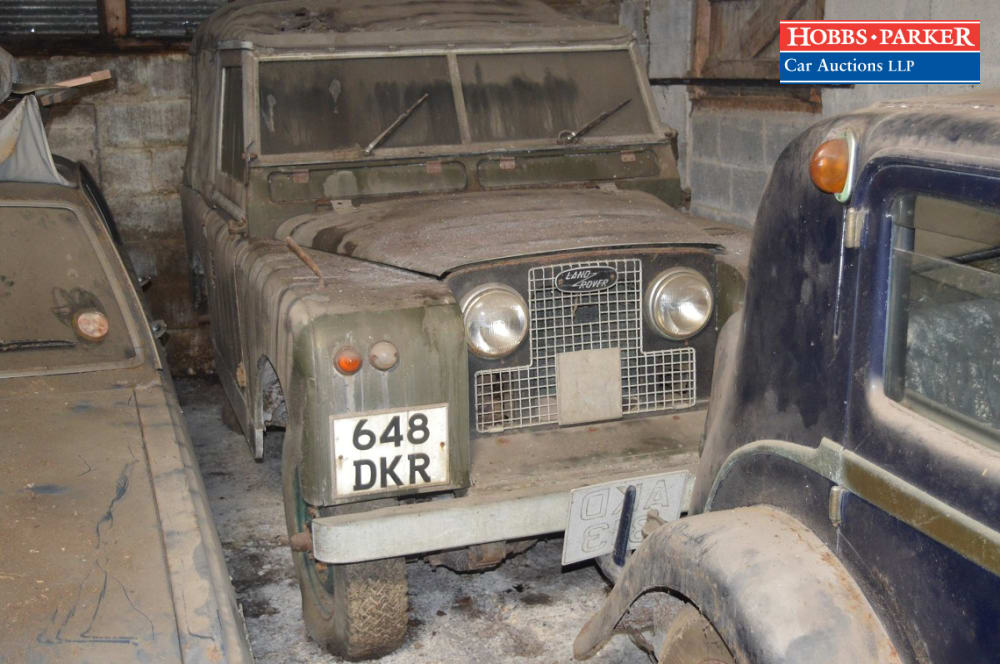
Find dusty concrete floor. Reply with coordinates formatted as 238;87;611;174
177;378;651;663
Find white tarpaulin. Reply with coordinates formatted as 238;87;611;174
0;95;71;186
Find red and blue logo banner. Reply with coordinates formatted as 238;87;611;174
780;20;980;84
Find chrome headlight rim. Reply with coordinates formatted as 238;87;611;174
645;267;714;340
460;283;529;359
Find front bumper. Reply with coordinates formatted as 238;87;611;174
312;409;703;563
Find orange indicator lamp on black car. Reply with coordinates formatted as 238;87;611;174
810;131;857;203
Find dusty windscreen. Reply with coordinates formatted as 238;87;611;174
0;206;135;374
258;56;460;154
458;50;651;142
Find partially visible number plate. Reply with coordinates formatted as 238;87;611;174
561;470;691;565
332;404;449;497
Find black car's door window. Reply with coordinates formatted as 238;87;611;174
885;193;1000;442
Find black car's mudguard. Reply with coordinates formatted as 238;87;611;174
573;505;901;663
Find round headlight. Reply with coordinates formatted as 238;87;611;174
645;268;713;340
461;284;528;359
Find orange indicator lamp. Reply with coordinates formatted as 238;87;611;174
334;347;362;375
809;131;857;203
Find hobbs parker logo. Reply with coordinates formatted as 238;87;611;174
780;20;980;84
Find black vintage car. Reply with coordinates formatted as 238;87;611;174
577;93;1000;663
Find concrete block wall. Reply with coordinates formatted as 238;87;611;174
645;0;1000;227
17;53;212;373
684;110;817;225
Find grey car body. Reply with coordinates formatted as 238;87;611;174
0;107;251;662
182;0;748;657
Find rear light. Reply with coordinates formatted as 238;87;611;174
72;309;109;342
334;347;362;375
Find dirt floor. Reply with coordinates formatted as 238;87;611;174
177;378;653;663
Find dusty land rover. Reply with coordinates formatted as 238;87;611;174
182;0;748;657
576;92;1000;664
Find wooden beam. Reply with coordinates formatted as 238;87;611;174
99;0;128;38
690;0;711;78
740;0;806;59
55;69;112;88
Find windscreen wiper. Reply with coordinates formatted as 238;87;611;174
557;97;632;144
0;339;76;352
950;246;1000;265
363;92;430;155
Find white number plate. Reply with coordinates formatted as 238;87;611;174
561;470;691;565
331;404;449;497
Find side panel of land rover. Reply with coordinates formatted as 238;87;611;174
182;0;748;657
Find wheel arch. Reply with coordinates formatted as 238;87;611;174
574;505;902;664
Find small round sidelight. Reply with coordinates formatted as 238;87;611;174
809;131;856;202
645;268;714;340
334;346;362;375
460;283;529;359
72;309;109;342
369;340;399;371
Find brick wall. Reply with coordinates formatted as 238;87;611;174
17;53;213;374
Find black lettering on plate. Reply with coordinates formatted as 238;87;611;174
409;453;431;484
354;459;376;490
380;415;403;446
380;455;403;487
407;412;430;444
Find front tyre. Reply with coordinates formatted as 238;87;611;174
283;464;407;660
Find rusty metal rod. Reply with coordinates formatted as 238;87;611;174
285;236;326;288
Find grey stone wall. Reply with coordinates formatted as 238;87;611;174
646;0;1000;226
17;53;212;373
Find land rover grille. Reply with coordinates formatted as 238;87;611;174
474;258;696;433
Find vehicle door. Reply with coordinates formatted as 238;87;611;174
842;158;1000;661
206;48;251;386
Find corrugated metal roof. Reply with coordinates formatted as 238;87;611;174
129;0;224;38
2;1;100;36
2;0;223;38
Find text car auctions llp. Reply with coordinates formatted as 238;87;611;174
779;20;981;84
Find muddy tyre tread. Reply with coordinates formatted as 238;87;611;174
285;456;408;660
333;558;408;659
